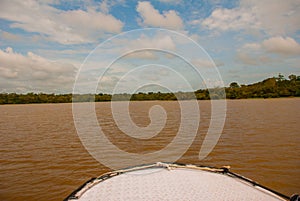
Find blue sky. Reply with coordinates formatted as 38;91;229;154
0;0;299;93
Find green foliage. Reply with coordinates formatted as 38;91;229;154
229;82;240;88
225;74;300;99
0;74;299;104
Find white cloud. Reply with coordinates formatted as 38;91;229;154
202;7;259;32
236;51;261;65
0;66;18;79
189;19;201;26
156;0;182;4
238;36;300;61
126;50;157;59
236;36;300;65
237;41;271;65
242;43;261;50
133;34;176;50
113;33;177;52
0;0;123;44
136;1;183;30
0;47;77;93
100;0;110;13
202;0;300;36
191;58;223;68
0;30;22;41
235;54;269;66
98;0;127;13
262;36;300;55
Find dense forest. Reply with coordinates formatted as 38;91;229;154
0;74;299;104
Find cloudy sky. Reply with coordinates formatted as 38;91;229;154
0;0;299;94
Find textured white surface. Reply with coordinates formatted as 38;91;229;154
75;168;284;201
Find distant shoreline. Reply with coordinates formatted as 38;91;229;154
1;74;299;105
1;97;299;106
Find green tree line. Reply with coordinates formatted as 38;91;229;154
225;74;300;99
0;74;299;104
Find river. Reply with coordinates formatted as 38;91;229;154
0;98;299;200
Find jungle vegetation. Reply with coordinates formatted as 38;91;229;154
0;74;299;104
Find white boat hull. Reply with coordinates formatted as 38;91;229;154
65;162;290;201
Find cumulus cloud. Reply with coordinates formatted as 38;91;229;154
202;7;259;32
262;36;300;55
0;0;123;44
0;47;77;93
136;1;183;30
236;36;300;65
239;36;300;59
202;0;300;36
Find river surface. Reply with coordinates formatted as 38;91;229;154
0;98;299;200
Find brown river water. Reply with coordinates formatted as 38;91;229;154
0;98;299;200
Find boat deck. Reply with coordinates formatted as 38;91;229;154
66;162;288;201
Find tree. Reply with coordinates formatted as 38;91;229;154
276;73;285;82
288;74;297;81
229;82;240;88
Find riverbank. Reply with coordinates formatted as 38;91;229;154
1;75;299;104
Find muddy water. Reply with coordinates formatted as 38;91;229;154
0;98;299;200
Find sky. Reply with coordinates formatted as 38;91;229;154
0;0;299;94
